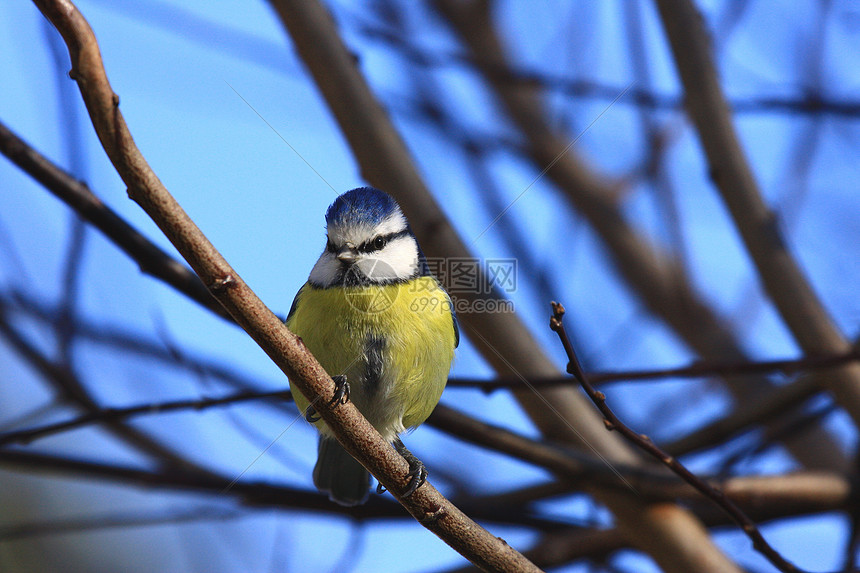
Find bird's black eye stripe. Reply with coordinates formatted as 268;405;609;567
325;237;335;252
359;230;409;253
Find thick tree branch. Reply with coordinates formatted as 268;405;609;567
654;0;860;427
432;0;848;476
30;1;539;570
266;0;637;465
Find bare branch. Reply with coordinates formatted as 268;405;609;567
430;0;848;477
0;389;293;447
432;404;854;520
664;374;820;457
0;120;230;321
266;0;635;464
447;347;860;389
462;470;853;570
0;287;204;471
30;1;539;570
551;301;809;573
654;0;860;426
0;450;570;532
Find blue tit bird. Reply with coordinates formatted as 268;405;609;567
286;187;459;506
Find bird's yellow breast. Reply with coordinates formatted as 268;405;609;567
286;276;456;441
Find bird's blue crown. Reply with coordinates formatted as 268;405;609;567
325;187;401;229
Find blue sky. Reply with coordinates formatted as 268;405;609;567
1;1;859;571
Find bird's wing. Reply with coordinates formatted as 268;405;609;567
450;295;460;349
285;283;307;324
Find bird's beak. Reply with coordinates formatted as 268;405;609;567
336;244;357;264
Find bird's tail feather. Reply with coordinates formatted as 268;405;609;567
313;437;370;506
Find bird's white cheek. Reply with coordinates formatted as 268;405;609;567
309;252;341;286
360;239;418;280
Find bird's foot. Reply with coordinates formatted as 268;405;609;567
331;375;350;405
305;405;320;423
375;440;427;497
395;438;427;497
305;375;349;424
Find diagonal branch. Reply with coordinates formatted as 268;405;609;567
30;1;539;570
0;289;205;471
654;0;860;426
551;301;809;573
0;120;230;321
432;0;846;476
266;0;637;464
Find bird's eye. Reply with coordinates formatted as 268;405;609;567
326;238;335;252
372;236;387;251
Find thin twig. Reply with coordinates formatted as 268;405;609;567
0;389;293;447
447;348;860;390
550;301;808;573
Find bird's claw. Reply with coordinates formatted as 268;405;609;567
402;459;427;497
305;375;349;424
331;375;350;405
375;462;425;497
393;438;428;498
